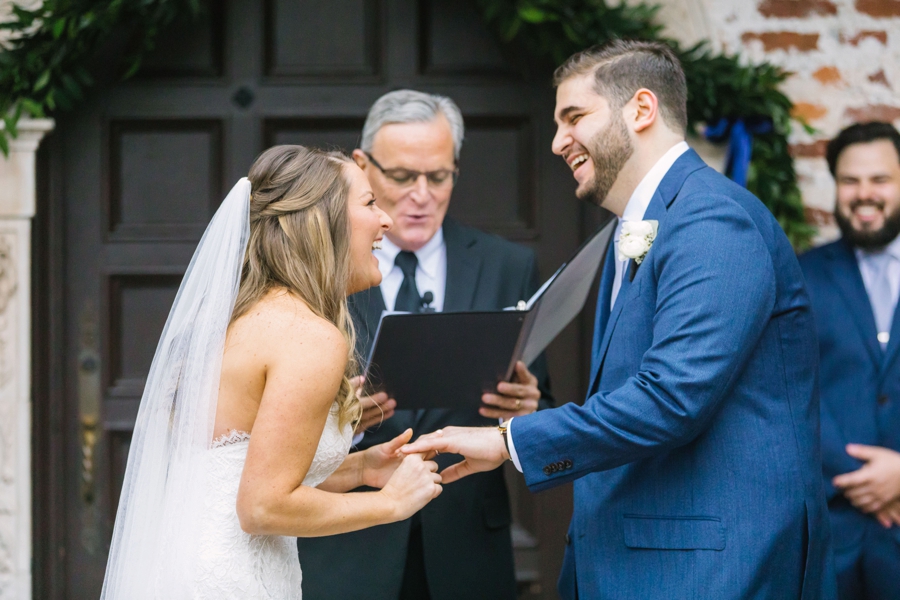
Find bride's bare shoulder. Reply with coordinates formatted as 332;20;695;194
229;288;348;362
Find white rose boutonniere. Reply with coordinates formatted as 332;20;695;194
618;220;658;265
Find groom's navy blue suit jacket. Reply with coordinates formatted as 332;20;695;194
799;241;900;551
511;150;836;599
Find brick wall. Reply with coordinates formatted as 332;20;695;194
698;0;900;242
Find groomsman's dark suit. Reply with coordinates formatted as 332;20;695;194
800;241;900;598
297;217;552;600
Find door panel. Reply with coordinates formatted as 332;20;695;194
38;1;588;597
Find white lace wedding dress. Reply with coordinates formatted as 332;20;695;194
192;406;352;599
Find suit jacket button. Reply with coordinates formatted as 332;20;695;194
878;394;889;406
564;459;573;469
556;460;566;471
543;465;553;475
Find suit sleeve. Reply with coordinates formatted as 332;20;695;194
511;195;777;491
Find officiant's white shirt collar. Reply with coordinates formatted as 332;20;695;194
373;227;446;312
506;140;690;474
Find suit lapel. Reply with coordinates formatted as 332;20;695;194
442;219;482;312
587;150;707;395
880;294;900;379
824;241;882;370
348;286;386;360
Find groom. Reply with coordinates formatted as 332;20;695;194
404;40;836;599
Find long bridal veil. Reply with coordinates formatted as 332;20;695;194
101;179;251;599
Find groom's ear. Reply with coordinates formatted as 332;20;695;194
351;149;368;170
628;88;660;134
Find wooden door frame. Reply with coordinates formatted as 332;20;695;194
32;131;69;598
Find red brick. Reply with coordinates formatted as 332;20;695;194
792;102;829;121
855;0;900;17
869;70;891;87
790;140;829;158
741;32;820;52
759;0;837;17
813;66;843;85
805;207;835;227
845;104;900;122
840;30;888;45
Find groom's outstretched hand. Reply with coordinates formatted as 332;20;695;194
400;427;510;483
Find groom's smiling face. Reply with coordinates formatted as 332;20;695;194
552;74;634;207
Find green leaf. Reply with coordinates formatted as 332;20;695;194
33;70;51;92
0;133;9;157
52;18;66;40
518;7;550;24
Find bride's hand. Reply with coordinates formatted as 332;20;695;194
379;453;442;521
361;428;413;489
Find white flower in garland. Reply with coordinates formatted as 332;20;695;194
618;220;658;265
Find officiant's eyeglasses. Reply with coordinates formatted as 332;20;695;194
364;152;459;189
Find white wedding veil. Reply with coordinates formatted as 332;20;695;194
101;178;252;598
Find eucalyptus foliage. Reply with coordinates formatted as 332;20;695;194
476;0;815;248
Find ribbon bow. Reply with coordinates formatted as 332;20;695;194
704;117;773;188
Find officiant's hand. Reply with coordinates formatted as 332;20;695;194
400;426;509;484
833;444;900;513
479;361;540;419
352;376;396;434
361;428;413;489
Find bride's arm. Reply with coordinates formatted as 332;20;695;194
235;309;440;537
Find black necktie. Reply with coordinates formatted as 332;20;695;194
393;251;421;312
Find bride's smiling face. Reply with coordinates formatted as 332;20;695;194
346;163;392;295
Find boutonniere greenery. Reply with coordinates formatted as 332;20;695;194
618;220;658;265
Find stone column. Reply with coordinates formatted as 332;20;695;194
0;118;54;600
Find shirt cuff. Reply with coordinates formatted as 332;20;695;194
505;417;523;473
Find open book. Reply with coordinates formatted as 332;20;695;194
363;219;616;410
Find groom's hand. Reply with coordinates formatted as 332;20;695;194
479;361;540;419
352;376;397;434
400;426;509;483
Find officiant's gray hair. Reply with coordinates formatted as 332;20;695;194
360;90;465;160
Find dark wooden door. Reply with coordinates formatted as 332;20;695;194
34;1;602;597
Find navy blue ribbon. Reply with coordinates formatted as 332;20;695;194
704;118;773;187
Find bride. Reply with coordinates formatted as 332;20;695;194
101;145;443;599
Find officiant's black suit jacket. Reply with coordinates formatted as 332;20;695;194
297;218;552;600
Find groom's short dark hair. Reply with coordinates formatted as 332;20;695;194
554;39;688;134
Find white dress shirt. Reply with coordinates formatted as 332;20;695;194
507;141;691;472
374;229;447;312
856;234;900;347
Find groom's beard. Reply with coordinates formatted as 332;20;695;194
578;113;634;207
835;200;900;251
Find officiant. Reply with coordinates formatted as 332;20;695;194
296;89;553;600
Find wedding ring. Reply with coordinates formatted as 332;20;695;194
514;399;522;410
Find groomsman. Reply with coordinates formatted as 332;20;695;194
799;122;900;600
296;90;552;600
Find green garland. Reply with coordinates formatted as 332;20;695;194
0;0;814;248
476;0;815;249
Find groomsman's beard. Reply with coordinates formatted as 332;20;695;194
835;201;900;250
578;113;634;207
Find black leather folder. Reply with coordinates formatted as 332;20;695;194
363;219;616;410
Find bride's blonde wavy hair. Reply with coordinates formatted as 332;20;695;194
232;145;360;428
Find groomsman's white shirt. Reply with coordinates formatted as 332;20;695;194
506;141;690;472
374;229;447;312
